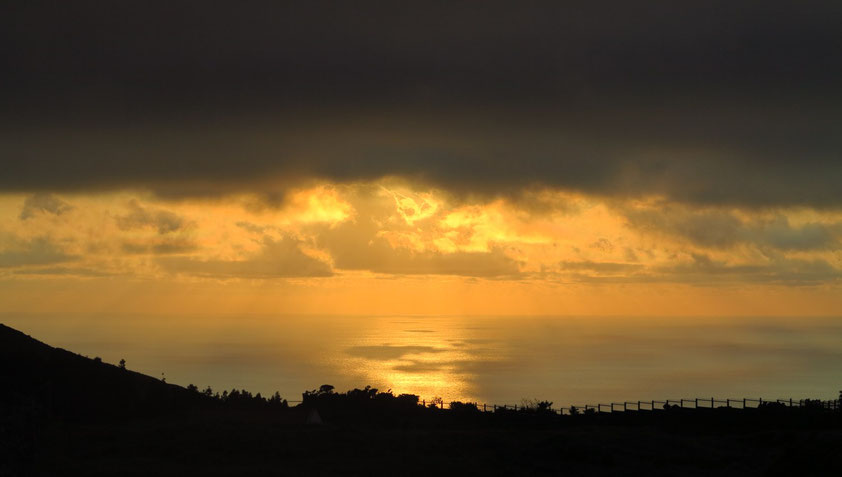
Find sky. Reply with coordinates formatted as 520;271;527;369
2;1;842;317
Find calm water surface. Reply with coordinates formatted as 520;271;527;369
4;314;841;406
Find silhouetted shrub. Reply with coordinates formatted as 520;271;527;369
396;394;420;407
518;399;555;414
802;399;824;410
758;401;787;410
449;401;480;413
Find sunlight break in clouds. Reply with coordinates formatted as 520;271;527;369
0;181;841;316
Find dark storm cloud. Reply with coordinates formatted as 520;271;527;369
19;194;73;220
12;266;114;277
3;1;842;206
0;237;77;268
115;200;188;234
555;253;842;286
121;237;197;255
625;207;842;250
559;261;644;273
158;236;332;278
655;253;842;286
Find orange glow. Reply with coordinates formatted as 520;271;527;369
0;181;841;317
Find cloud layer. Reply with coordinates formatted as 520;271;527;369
1;186;840;286
2;1;842;207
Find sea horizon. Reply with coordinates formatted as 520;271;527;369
5;312;840;407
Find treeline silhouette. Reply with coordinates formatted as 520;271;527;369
185;384;289;410
290;383;842;431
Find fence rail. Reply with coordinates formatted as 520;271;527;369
339;397;839;414
284;396;840;414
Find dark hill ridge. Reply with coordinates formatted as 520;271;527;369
2;323;842;476
0;323;205;419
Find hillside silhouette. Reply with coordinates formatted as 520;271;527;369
2;323;841;476
0;323;212;420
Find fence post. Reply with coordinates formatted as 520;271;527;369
651;400;655;410
695;398;698;408
711;397;714;408
441;401;444;409
789;398;793;407
743;398;746;408
759;397;762;406
726;399;730;408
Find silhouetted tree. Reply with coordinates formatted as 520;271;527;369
347;385;378;401
118;359;126;370
268;391;288;408
302;384;338;405
187;384;198;393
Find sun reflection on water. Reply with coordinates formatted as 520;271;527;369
334;317;496;402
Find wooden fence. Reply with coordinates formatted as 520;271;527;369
284;396;840;414
413;397;840;414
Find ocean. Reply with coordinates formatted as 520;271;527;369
3;313;840;407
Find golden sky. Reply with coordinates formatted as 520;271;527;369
2;181;841;317
5;2;842;406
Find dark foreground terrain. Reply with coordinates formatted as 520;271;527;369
2;323;840;476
